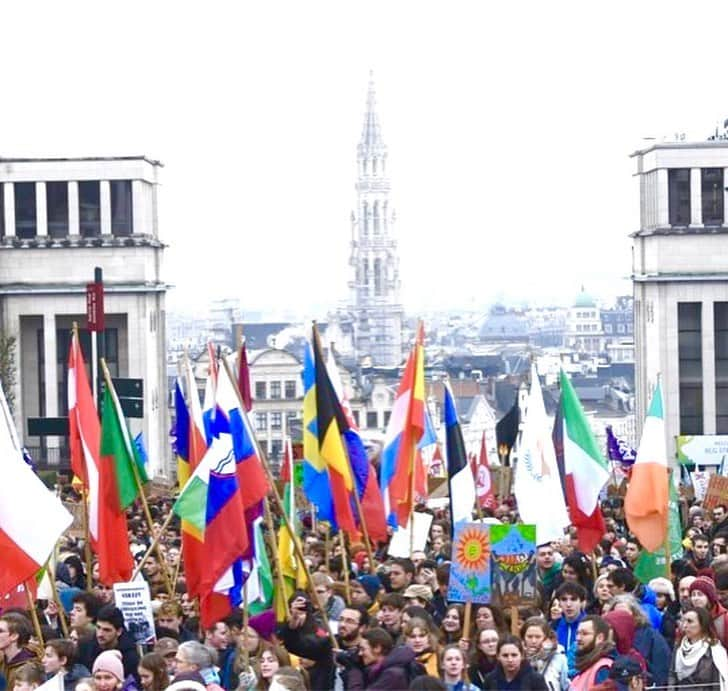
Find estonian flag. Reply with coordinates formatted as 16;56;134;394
444;385;476;529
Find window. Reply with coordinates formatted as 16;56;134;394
56;327;118;414
702;168;724;226
374;258;382;295
46;182;68;238
617;324;625;334
271;412;282;430
255;381;266;399
383;411;391;426
15;183;36;238
285;380;296;399
373;201;380;234
255;412;267;431
270;381;281;399
716;303;728;433
668;169;691;226
366;411;378;428
111;180;133;236
352;409;360;427
286;411;297;429
0;185;4;237
604;324;613;334
270;440;282;462
678;302;703;434
78;181;100;237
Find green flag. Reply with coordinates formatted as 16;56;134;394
249;518;274;615
634;475;683;583
100;385;148;510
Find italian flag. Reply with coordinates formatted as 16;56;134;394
625;382;668;552
559;370;609;552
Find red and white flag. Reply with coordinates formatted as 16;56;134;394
475;431;497;510
0;380;72;597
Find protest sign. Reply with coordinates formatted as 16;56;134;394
446;522;491;604
113;580;155;644
388;511;433;558
704;474;728;510
489;524;537;606
692;471;711;502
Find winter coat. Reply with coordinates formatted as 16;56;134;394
553;613;585;654
0;647;40;691
277;620;334;691
78;630;140;683
344;645;424;690
633;623;671;687
469;657;497;689
61;663;91;691
668;644;723;690
482;662;549;690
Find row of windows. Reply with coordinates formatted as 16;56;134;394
0;180;133;239
668;168;725;226
254;408;392;431
678;302;728;434
604;324;632;334
576;324;600;332
254;380;298;400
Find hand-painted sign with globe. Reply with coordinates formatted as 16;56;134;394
446;522;491;604
489;524;537;606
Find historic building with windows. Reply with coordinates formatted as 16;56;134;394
0;156;169;477
632;139;728;454
346;75;404;367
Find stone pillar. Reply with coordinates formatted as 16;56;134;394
656;168;669;227
100;180;111;235
132;180;144;235
4;183;15;237
68;182;79;235
43;313;60;453
690;167;702;227
723;168;728;227
703;300;716;435
36;182;47;237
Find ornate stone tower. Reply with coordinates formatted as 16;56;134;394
348;74;404;366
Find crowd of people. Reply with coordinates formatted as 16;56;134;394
3;492;728;690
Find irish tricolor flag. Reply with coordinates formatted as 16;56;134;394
625;382;668;552
0;380;72;597
558;369;609;552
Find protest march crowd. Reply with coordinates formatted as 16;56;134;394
1;325;725;691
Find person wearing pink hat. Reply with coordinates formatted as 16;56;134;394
92;650;125;691
689;576;728;649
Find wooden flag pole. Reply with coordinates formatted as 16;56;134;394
219;357;337;647
25;582;44;648
131;510;176;581
46;558;70;638
171;540;183;592
242;580;250;670
324;524;331;574
100;359;174;597
340;534;351;604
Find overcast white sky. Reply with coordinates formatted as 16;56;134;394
2;2;728;317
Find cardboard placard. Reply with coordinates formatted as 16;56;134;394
489;524;537;607
692;471;711;503
446;522;491;604
704;474;728;510
113;581;155;644
387;512;434;558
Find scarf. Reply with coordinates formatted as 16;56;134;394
574;640;614;674
675;637;710;680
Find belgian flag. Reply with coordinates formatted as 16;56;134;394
312;326;357;534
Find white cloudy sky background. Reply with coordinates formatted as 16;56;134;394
2;2;727;316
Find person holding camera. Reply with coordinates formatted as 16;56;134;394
276;592;334;691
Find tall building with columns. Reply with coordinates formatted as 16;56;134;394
632;140;728;459
0;156;170;478
347;76;404;366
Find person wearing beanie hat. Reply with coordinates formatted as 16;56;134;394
689;576;728;649
92;650;124;691
351;575;382;615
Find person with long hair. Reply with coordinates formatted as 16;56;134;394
591;575;612;615
439;645;479;691
441;606;464;645
481;636;548;690
668;606;728;688
138;653;169;691
468;628;498;689
238;643;290;691
473;606;505;636
404;617;440;678
519;617;568;691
